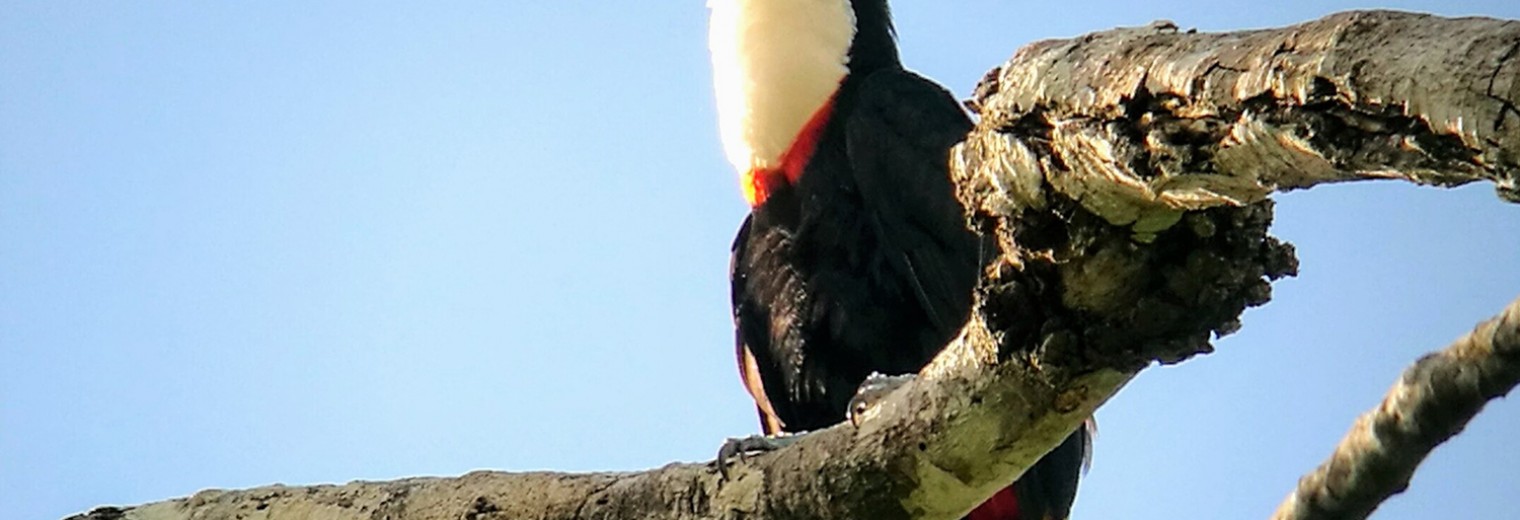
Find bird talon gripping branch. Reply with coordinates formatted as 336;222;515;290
714;433;806;480
847;372;916;427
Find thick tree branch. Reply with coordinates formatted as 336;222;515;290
69;10;1516;520
959;11;1518;241
1271;295;1520;520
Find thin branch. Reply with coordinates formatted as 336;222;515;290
1270;295;1520;520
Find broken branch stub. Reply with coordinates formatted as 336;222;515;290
952;9;1516;375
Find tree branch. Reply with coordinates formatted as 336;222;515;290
959;10;1518;240
68;10;1517;520
1270;295;1520;520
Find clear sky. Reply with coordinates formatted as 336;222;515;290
3;2;1518;519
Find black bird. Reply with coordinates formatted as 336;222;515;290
710;1;1089;519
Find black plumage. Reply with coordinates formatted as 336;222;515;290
724;1;1087;518
730;66;979;431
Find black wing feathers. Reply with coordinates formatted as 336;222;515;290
844;69;979;346
730;216;786;435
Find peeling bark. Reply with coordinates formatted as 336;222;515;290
67;10;1517;520
962;10;1520;227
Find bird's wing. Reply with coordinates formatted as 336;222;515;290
730;214;785;435
737;342;784;435
843;69;978;336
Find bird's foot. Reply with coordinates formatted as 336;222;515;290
713;432;806;480
847;372;916;426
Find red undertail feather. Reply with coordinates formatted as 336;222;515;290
968;487;1021;520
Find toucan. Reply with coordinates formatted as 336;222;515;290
709;0;1088;519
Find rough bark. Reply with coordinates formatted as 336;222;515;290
68;10;1518;520
1271;295;1520;520
960;11;1519;235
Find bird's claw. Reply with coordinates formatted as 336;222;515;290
847;372;916;427
713;433;804;480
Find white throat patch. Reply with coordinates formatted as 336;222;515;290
709;0;855;176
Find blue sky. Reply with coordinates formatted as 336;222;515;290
3;2;1517;519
